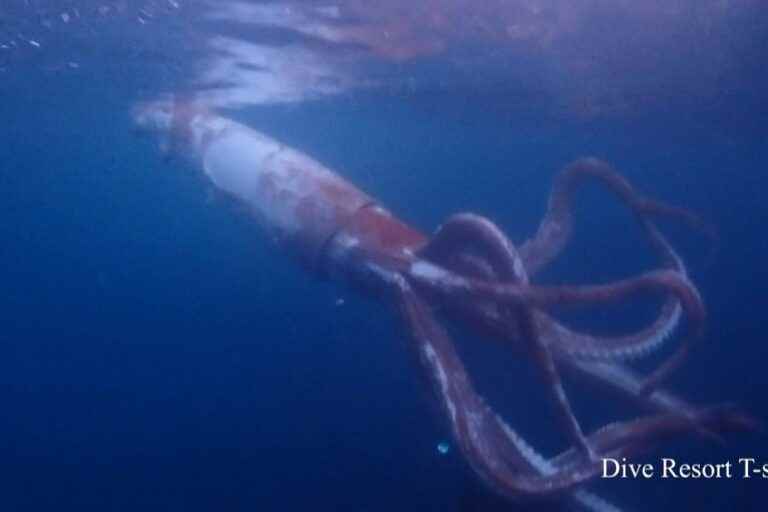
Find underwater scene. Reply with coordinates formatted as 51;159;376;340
2;1;767;510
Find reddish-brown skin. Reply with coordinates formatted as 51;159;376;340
136;101;754;510
291;155;751;508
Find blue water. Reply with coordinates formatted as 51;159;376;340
1;2;767;511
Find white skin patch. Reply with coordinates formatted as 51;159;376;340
371;205;391;216
512;255;526;282
200;122;335;235
410;260;468;291
466;410;491;454
189;115;230;151
335;232;360;250
495;420;621;511
410;260;448;282
422;343;457;427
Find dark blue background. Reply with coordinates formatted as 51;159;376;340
2;16;768;511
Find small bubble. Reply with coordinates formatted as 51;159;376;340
437;441;450;455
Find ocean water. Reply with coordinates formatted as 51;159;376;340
1;2;767;511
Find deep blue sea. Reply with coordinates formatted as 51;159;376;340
1;2;767;511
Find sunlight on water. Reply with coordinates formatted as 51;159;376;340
3;0;765;118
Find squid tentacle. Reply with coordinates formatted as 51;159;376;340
559;358;761;443
395;272;604;498
519;157;715;277
407;259;705;395
422;211;690;363
540;305;680;362
420;212;527;282
548;404;757;471
531;214;700;391
560;359;707;423
413;206;705;389
408;263;704;338
543;220;690;363
516;158;704;379
424;171;705;387
392;273;753;504
418;213;597;460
